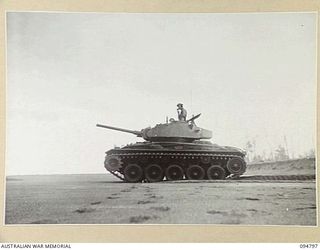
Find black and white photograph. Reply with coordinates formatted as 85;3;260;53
5;11;317;225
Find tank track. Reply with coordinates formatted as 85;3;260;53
109;170;125;181
234;175;315;181
104;151;246;182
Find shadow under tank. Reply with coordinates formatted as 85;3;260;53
97;114;247;182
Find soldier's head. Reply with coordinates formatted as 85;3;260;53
177;103;183;108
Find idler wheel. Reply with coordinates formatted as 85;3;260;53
207;165;226;180
226;157;246;175
124;164;143;183
145;164;164;182
165;164;184;181
186;165;205;180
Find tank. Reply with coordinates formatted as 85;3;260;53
96;113;247;182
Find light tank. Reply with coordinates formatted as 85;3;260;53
96;113;246;182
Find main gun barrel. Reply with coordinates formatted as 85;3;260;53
96;124;142;137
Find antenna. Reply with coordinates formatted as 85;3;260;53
283;135;290;159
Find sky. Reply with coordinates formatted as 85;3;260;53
6;12;316;175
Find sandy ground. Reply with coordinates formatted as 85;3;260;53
5;164;317;225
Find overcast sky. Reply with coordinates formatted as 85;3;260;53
6;12;316;175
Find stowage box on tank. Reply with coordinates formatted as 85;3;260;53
96;113;246;182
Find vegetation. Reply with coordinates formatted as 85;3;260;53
244;139;315;163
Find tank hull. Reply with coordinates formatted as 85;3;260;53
103;141;247;182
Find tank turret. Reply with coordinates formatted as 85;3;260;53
96;113;212;142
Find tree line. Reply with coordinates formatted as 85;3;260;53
243;140;315;163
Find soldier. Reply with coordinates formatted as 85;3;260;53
177;103;187;121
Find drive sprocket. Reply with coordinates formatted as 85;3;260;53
104;155;123;171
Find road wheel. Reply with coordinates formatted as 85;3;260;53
124;164;143;183
186;165;205;180
165;164;184;181
145;164;164;182
227;157;246;175
207;165;226;180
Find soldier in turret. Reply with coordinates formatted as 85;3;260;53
177;103;187;121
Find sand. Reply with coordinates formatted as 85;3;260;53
5;157;317;225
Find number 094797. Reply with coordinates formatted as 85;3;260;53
300;244;318;249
